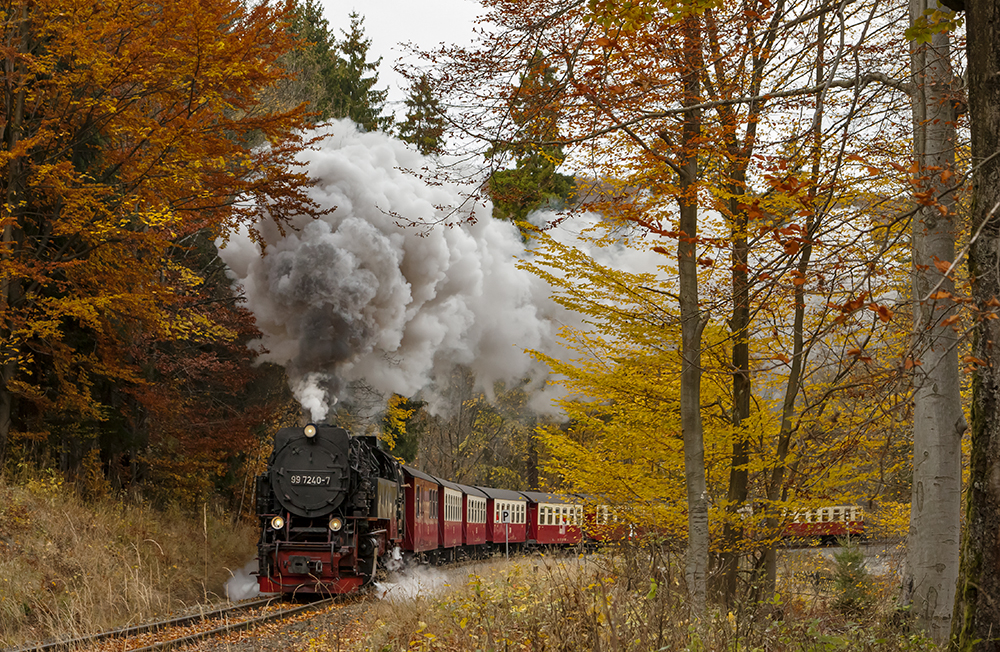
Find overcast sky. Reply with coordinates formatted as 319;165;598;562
319;0;483;115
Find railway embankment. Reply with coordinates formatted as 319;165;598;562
0;475;257;650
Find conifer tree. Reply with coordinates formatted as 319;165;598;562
488;52;574;233
281;0;343;121
329;13;393;132
398;74;447;155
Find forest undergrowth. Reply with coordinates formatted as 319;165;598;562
0;473;257;649
353;542;935;652
0;472;934;652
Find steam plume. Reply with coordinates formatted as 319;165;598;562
219;121;561;421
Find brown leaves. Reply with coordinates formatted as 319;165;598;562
829;294;895;325
0;0;321;481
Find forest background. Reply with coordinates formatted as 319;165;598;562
1;0;998;648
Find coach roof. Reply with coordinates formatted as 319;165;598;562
402;465;439;484
455;483;488;498
475;486;527;501
520;491;578;505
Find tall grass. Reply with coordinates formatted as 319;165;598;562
353;542;933;652
0;473;257;649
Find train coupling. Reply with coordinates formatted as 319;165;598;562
286;555;323;574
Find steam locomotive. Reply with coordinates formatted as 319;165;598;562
255;424;866;595
255;423;590;595
255;424;404;594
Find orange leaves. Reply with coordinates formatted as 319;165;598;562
873;304;894;323
962;354;989;374
846;348;872;363
0;0;321;473
829;294;894;326
934;259;955;275
940;315;961;328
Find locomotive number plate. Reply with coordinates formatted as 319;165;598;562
289;474;332;486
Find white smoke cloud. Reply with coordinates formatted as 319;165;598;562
374;564;452;602
219;121;566;420
225;559;276;601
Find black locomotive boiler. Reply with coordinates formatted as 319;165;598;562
255;424;404;594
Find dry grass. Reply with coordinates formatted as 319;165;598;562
0;472;257;649
347;542;934;652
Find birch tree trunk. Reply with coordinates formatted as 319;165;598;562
952;0;1000;646
901;0;965;644
678;16;709;618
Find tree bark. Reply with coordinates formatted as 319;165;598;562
678;16;709;618
951;0;1000;647
0;2;30;466
902;1;965;644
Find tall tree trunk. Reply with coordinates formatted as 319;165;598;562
0;2;30;466
758;18;826;601
902;0;964;644
720;182;750;605
951;0;1000;647
678;16;708;618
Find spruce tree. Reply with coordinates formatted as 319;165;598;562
488;52;574;234
398;74;447;155
329;13;393;132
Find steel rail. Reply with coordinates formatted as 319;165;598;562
9;597;280;652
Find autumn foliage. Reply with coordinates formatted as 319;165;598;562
0;0;318;502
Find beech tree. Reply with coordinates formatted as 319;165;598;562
0;0;321;475
900;0;965;643
415;0;920;613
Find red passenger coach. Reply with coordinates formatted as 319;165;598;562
403;466;439;556
457;483;488;547
430;475;464;559
783;505;864;542
478;486;528;547
523;491;583;546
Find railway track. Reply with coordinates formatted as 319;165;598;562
11;595;340;652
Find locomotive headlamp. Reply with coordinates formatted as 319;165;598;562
328;517;344;532
270;515;285;530
303;424;317;438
